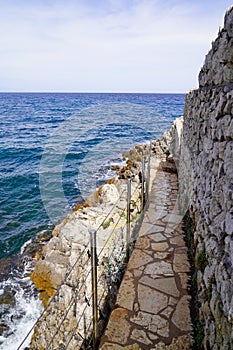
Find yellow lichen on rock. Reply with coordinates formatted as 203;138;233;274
30;265;56;307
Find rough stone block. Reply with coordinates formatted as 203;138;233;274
138;284;168;314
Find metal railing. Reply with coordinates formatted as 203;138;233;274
17;146;151;350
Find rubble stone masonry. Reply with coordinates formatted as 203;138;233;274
169;6;233;349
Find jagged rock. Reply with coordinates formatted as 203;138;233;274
100;184;120;205
0;323;9;336
224;5;233;37
30;260;66;306
159;158;177;174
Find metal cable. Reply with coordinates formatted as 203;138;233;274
46;294;76;350
33;201;126;349
64;297;94;349
18;153;150;349
97;205;126;259
96;230;126;308
95;188;126;234
17;246;89;349
17;198;122;349
131;182;141;199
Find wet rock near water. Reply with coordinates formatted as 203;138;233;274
0;323;9;336
0;229;53;344
119;146;149;179
0;287;16;308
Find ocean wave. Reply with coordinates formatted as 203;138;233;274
0;256;42;350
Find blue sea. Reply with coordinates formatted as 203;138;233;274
0;92;185;348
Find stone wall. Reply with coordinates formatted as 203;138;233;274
168;6;233;350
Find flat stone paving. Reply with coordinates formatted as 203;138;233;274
99;168;193;350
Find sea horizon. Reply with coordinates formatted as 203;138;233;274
0;91;186;94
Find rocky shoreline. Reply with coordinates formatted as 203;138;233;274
27;130;180;349
29;141;153;349
0;133;174;349
0;230;52;340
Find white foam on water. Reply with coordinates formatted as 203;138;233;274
0;259;43;350
95;157;126;184
20;239;32;255
0;293;42;350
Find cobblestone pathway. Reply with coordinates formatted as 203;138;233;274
99;168;193;350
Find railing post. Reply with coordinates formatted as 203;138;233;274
90;229;98;349
146;143;151;203
126;178;131;262
141;157;145;210
83;313;87;349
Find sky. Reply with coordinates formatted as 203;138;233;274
0;0;232;93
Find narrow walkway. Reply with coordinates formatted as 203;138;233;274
99;168;193;349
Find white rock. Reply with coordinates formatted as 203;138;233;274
100;184;119;205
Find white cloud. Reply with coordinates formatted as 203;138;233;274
0;0;231;92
